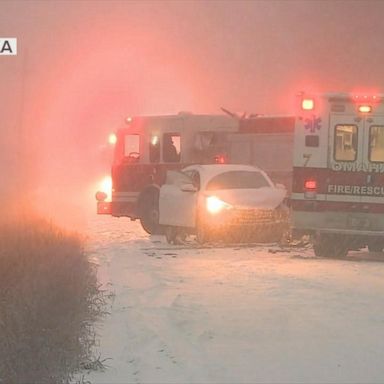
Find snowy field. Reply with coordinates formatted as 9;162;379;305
84;216;384;384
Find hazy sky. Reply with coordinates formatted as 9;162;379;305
1;0;384;223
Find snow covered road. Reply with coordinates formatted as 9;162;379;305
85;217;384;384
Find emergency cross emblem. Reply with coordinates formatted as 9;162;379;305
304;115;321;133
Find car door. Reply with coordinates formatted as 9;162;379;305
159;170;198;227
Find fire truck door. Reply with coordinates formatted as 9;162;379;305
329;114;364;203
361;115;384;205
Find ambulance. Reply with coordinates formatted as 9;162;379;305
96;112;295;234
291;92;384;257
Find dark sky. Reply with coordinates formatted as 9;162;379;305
1;0;384;225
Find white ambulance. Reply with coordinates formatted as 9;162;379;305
291;92;384;257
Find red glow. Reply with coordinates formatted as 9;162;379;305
214;155;226;164
352;94;381;103
305;179;317;190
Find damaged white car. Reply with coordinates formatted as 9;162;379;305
159;164;288;244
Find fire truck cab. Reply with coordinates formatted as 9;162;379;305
96;112;295;235
292;92;384;257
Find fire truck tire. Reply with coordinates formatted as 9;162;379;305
313;234;348;258
138;189;161;235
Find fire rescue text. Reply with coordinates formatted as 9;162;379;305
327;184;384;196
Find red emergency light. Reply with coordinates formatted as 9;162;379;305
304;179;317;190
304;178;317;199
214;155;226;164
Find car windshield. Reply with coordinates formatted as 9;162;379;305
206;171;271;190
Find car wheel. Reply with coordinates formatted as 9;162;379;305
196;216;209;245
313;234;348;258
165;226;177;244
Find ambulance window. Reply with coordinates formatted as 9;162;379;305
163;133;181;163
334;125;357;161
149;136;160;163
369;126;384;162
124;134;140;159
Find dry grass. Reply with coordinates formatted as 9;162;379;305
0;214;105;384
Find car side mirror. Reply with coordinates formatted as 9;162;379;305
180;183;197;192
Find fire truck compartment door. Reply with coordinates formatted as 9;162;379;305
361;115;384;205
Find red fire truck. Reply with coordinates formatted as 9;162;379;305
96;112;295;234
291;92;384;257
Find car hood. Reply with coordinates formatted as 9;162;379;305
207;187;286;209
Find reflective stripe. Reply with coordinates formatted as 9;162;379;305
112;192;140;197
292;192;384;204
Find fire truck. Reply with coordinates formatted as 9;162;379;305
96;112;295;234
291;92;384;257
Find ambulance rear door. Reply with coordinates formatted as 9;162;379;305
361;115;384;208
328;114;365;200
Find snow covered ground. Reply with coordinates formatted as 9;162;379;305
84;216;384;384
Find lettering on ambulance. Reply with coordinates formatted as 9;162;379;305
327;184;384;196
331;162;384;173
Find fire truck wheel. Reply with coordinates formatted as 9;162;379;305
313;234;348;258
139;189;161;235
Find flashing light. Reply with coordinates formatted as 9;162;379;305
302;98;314;111
353;94;381;103
206;196;232;214
151;136;159;145
358;105;372;113
108;133;117;145
98;176;112;202
304;179;317;190
214;155;226;164
126;116;132;124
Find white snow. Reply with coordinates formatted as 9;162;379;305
84;216;384;383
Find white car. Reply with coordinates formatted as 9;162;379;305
159;164;288;244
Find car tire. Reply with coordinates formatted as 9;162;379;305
196;216;209;245
165;226;177;244
313;233;349;258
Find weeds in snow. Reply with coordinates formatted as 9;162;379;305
0;214;107;384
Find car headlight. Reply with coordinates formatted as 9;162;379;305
206;196;232;214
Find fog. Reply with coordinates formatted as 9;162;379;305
1;0;384;228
